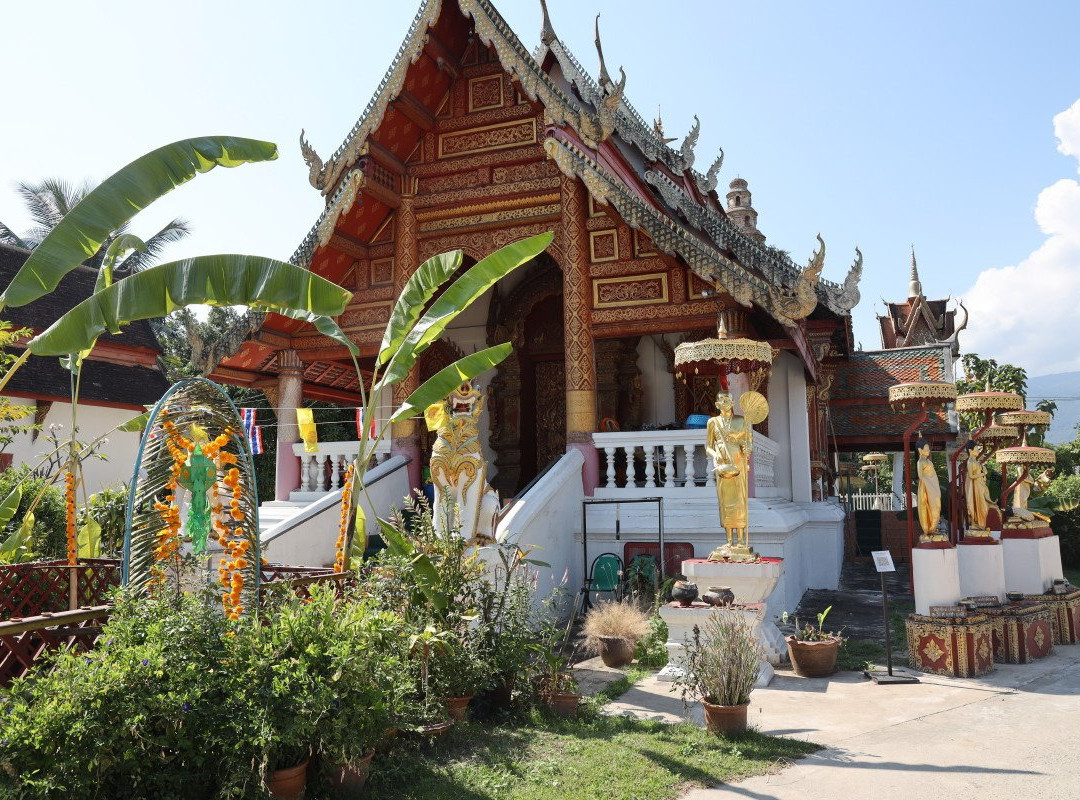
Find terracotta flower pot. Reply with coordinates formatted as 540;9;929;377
489;674;515;708
786;635;841;677
597;635;635;668
702;701;749;736
330;749;375;795
267;757;309;800
419;720;454;737
546;691;580;717
445;695;473;721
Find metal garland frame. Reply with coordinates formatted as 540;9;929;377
123;378;261;607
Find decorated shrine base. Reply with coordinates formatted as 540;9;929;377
680;557;784;604
983;602;1054;663
957;540;1006;603
1026;588;1080;645
658;601;783;687
1003;535;1064;595
912;546;961;616
905;612;995;678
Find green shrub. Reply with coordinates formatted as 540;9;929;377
79;484;128;557
635;613;670;669
0;466;66;561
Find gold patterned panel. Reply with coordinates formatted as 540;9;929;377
588;194;607;218
589;229;618;263
370;257;393;287
340;301;393;331
468;74;504;112
592;273;669;309
634;228;656;257
689;271;713;299
438;118;538;159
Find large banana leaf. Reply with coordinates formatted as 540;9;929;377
389;344;512;422
1;137;278;309
27;254;352;356
377;250;462;366
381;233;552;384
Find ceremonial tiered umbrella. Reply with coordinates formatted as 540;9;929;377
976;424;1020;455
674;316;774;425
861;452;888;497
887;381;958;557
952;390;1024;536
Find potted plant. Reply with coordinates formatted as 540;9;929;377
538;648;581;717
475;544;540;709
582;600;652;668
673;609;761;736
784;605;843;677
408;625;457;735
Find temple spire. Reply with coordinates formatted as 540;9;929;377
908;246;923;298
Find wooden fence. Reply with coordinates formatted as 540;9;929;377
0;560;344;687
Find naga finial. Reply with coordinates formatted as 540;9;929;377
594;14;612;90
299;129;327;191
703;148;724;193
539;0;557;46
680;115;701;170
774;234;825;323
836;246;863;311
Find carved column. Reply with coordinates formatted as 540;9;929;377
560;174;600;492
274;349;304;501
390;183;423;489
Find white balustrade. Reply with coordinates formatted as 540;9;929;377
848;492;904;511
291;440;393;495
592;429;783;499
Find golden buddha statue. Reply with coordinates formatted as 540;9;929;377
1006;468;1053;527
963;441;994;536
705;390;766;561
916;438;947;543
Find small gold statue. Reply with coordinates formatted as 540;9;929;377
706;390;768;561
963;441;995;537
916;437;948;543
1006;467;1053;527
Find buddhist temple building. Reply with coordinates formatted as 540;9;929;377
213;0;877;613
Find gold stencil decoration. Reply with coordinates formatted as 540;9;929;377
740;391;769;426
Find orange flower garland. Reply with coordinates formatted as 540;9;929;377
64;469;77;565
218;466;247;619
151;421;190;587
334;462;356;573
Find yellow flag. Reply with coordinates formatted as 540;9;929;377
424;403;448;432
296;408;318;453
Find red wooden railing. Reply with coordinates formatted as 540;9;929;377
0;560;343;687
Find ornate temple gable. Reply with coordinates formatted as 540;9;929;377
877;253;966;355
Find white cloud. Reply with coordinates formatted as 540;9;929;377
962;99;1080;376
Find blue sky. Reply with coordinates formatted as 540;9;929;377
2;0;1078;373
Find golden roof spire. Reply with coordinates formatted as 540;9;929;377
909;245;923;298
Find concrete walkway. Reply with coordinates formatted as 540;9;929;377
604;646;1080;800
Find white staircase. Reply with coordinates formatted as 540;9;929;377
257;500;309;535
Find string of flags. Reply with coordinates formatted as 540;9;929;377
233;407;393;454
240;408;264;455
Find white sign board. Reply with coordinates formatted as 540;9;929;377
871;550;896;573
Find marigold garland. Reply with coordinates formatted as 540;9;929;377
218;466;247;619
64;469;77;565
334;462;356;573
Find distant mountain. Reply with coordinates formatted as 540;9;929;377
1028;372;1080;444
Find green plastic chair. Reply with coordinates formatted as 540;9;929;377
584;553;623;608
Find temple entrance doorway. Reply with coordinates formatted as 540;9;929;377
519;293;566;487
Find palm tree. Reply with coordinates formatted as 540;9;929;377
0;177;190;274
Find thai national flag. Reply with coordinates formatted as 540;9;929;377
241;408;264;455
356;408;376;439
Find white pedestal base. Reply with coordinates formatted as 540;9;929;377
1003;535;1064;594
912;546;961;615
658;602;779;687
681;558;784;604
957;542;1006;602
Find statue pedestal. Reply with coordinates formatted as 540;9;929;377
1002;532;1063;594
912;545;961;616
680;557;784;604
905;612;995;677
957;539;1006;603
983;601;1054;663
1026;587;1080;645
658;601;779;687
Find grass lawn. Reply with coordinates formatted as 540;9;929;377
365;713;818;800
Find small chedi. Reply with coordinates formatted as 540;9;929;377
429;382;501;545
706;389;769;562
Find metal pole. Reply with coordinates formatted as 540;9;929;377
581;500;590;611
657;497;665;579
881;570;893;676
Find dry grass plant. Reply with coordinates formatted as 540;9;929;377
582;600;652;653
676;609;762;707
